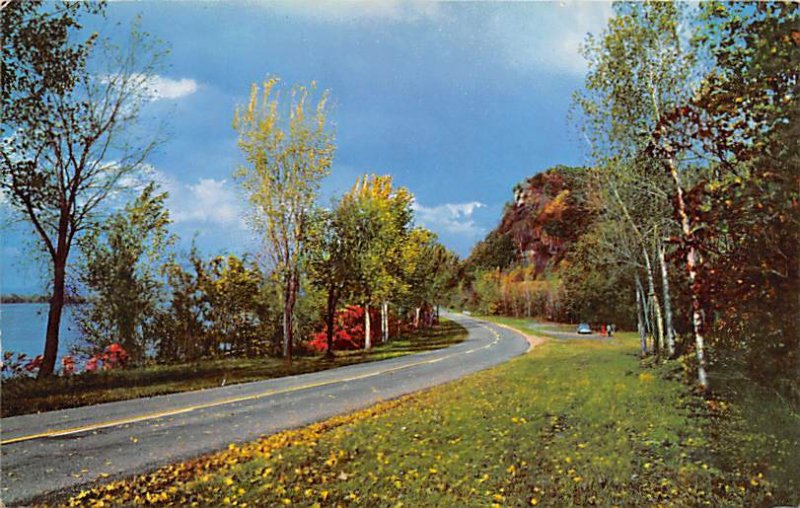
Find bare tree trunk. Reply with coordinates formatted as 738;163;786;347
635;276;648;357
325;288;337;359
667;157;708;389
282;275;296;362
658;242;676;357
40;255;67;378
364;303;372;350
415;307;421;329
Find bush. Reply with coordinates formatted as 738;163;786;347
306;305;385;352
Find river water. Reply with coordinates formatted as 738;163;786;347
1;303;80;359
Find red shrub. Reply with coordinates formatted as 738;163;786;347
307;305;382;352
85;343;130;373
61;355;76;376
24;355;43;373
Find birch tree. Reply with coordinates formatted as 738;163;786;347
576;2;692;367
233;78;335;361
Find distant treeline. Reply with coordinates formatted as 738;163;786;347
1;294;87;304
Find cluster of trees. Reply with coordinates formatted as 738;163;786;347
574;1;798;394
459;3;798;398
1;2;458;375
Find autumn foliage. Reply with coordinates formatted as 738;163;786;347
307;306;383;352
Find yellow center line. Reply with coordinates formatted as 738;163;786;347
1;324;503;446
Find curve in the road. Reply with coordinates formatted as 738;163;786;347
1;313;529;505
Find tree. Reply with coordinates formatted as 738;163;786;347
233;78;335;361
75;183;173;362
156;248;207;362
653;2;800;393
306;205;357;357
1;1;164;376
201;255;266;357
400;228;458;328
576;2;694;371
340;175;412;349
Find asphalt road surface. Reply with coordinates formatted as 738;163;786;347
0;313;528;506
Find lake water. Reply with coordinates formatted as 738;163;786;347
1;303;81;359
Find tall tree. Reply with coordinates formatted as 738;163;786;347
653;2;800;389
76;183;173;362
341;175;412;349
576;2;693;371
233;78;335;361
306;205;356;358
1;1;164;376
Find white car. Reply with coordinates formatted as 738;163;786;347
577;323;592;334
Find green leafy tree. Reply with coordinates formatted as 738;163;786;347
233;78;335;361
155;249;207;362
201;255;266;357
306;205;357;357
75;183;173;362
400;228;458;328
1;1;164;376
341;175;413;349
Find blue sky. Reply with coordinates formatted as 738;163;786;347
2;1;612;294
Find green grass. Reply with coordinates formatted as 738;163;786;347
63;317;799;507
2;320;466;417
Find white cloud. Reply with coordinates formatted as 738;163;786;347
101;74;199;101
152;172;245;228
144;75;198;100
412;200;485;236
485;1;614;76
270;0;442;23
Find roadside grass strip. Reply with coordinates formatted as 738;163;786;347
60;321;798;507
3;321;466;418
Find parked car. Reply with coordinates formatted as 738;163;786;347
576;323;592;334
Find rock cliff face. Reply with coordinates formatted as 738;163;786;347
490;165;593;277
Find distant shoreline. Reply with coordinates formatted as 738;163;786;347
1;295;87;304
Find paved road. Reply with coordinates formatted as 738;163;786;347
0;313;528;505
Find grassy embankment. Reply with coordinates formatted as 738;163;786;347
63;316;799;507
3;320;466;417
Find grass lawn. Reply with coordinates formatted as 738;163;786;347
62;316;799;507
2;320;466;418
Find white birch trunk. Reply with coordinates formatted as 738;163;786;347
415;307;421;329
643;247;665;354
667;156;708;388
365;303;372;350
381;301;389;342
658;242;676;357
635;275;648;357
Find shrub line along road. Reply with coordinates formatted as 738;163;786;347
0;313;529;505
